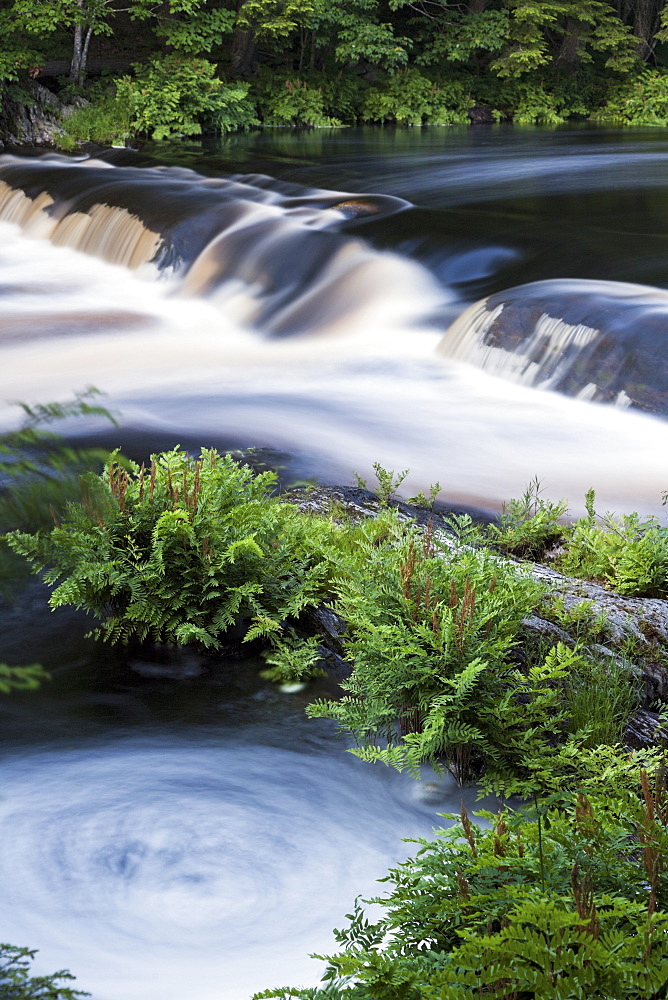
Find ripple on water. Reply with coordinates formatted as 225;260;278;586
0;737;454;1000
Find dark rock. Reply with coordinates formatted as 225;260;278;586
0;81;68;147
468;103;495;124
625;708;665;751
439;278;668;416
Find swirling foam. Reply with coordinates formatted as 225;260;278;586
0;736;449;1000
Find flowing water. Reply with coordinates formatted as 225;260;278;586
0;124;667;998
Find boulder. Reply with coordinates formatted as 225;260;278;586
439;278;668;415
0;81;69;147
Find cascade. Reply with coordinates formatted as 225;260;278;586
0;150;666;516
438;279;668;415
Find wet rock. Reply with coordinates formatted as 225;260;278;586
0;81;69;147
468;103;495;124
526;564;668;704
625;708;664;751
438;278;668;416
331;199;381;218
299;604;350;680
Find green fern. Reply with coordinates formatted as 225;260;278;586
6;447;334;651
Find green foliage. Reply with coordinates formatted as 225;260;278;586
361;70;472;124
0;663;49;694
0;388;117;596
487;477;568;559
0;26;42;83
353;461;409;505
559;491;668;598
8;0;115;39
559;644;638;747
0;943;86;999
6;446;334;650
415;9;510;69
259;765;668;1000
593;69;668;126
255;75;342;127
478;480;668;598
307;515;547;782
0;0;663;129
541;595;609;643
115;56;258;139
60;94;131;145
474;74;594;123
334;19;409;70
260;630;325;683
237;0;320;40
406;481;441;511
491;0;638;79
157;6;236;52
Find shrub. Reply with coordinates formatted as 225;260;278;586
5;447;332;653
593;69;668;126
115;56;259;140
361;69;472;124
254;75;343;127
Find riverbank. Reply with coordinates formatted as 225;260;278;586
4;456;668;1000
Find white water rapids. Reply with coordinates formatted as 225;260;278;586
0;155;666;516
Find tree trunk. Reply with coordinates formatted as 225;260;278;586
70;23;84;84
230;25;257;77
634;0;660;61
69;0;93;86
555;17;581;67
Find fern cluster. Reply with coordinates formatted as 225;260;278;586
257;759;668;1000
458;478;668;599
561;505;668;599
0;388;117;597
306;513;638;785
6;446;333;654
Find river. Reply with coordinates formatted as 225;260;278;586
0;124;666;999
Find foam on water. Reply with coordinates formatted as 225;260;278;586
0;215;665;515
0;725;480;999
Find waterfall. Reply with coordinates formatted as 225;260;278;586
0;151;667;517
438;279;668;415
